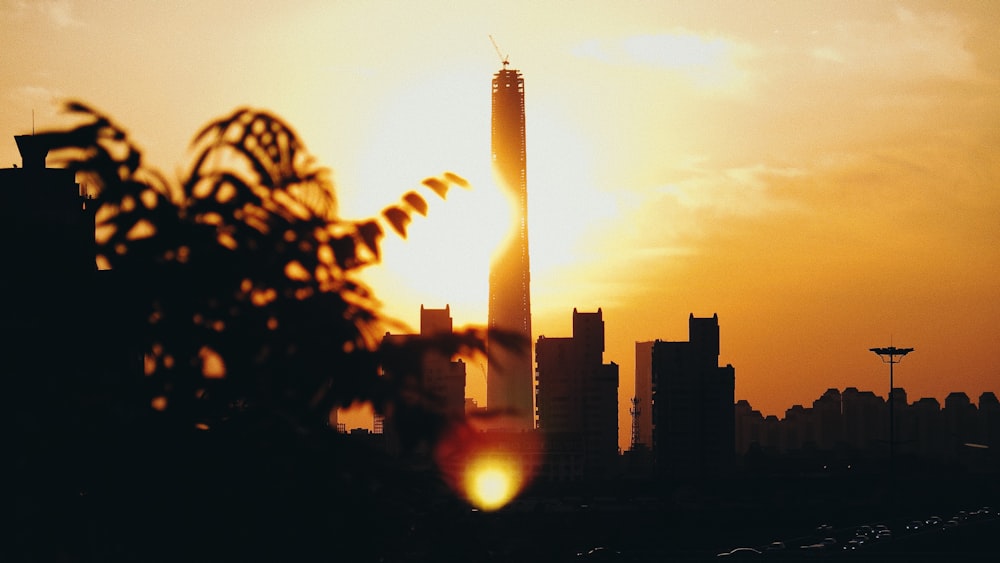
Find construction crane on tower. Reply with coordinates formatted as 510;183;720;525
489;35;510;69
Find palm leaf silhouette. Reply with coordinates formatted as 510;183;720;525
38;101;477;432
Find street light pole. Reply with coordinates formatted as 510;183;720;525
869;346;914;477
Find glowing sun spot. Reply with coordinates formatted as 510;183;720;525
468;463;516;511
433;421;540;512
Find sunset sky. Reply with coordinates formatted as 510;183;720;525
3;1;998;450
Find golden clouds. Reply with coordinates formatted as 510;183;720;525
572;32;759;96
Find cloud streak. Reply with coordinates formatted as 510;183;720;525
572;31;759;95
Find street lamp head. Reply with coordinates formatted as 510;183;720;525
870;346;914;357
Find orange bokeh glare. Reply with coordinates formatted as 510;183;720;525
433;419;541;511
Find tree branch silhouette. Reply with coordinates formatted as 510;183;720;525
36;101;513;436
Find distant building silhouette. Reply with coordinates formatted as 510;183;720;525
380;305;467;454
417;305;468;419
842;386;886;452
649;313;735;480
487;61;533;430
465;397;486;417
535;308;619;481
736;386;1000;474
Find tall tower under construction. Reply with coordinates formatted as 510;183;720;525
487;58;533;430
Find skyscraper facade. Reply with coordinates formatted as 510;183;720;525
487;64;533;430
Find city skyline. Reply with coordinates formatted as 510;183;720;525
354;299;999;447
2;1;998;451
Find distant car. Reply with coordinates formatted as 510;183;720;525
943;519;960;530
925;516;943;527
716;547;763;558
765;541;786;552
576;547;623;560
843;539;862;551
905;520;923;531
816;524;834;534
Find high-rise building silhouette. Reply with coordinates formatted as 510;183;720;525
487;61;533;430
3;135;143;514
382;305;467;416
418;305;467;419
650;313;735;480
379;304;467;454
2;135;97;413
2;136;96;303
2;135;140;390
535;308;619;481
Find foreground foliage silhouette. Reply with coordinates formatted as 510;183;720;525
12;102;526;562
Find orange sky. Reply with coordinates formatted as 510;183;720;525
3;1;998;450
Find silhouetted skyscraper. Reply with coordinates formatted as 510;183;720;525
487;62;533;430
382;305;467;417
0;135;116;382
380;304;467;455
651;313;735;480
535;308;619;481
1;136;96;299
419;305;467;419
3;134;143;505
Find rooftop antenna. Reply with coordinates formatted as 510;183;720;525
489;35;509;69
629;396;642;450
